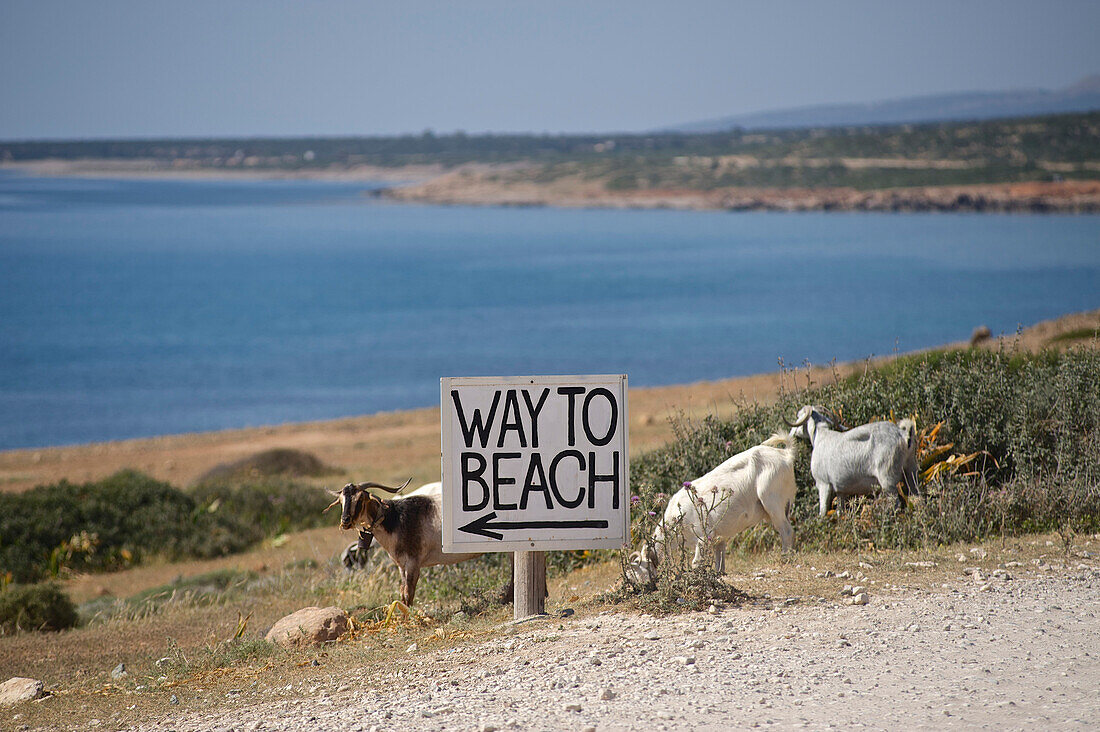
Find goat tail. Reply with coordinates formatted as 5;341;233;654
897;418;917;452
761;431;799;458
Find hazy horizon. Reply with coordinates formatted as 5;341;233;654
3;1;1100;140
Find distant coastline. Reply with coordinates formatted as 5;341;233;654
0;158;437;183
6;158;1099;213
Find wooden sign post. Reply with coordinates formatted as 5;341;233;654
440;375;629;621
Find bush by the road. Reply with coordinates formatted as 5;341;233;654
0;467;344;584
0;582;79;634
629;346;1100;555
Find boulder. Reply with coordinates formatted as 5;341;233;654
0;677;45;705
265;606;350;647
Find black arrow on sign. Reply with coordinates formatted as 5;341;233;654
458;512;610;541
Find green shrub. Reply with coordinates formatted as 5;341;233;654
0;470;261;583
194;448;337;485
628;347;1100;556
0;582;79;634
189;479;338;537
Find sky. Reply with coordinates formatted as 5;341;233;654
2;0;1099;140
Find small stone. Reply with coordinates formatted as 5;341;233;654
583;727;597;732
707;604;719;614
849;593;869;606
600;687;616;700
674;656;696;665
170;694;179;705
110;663;127;680
565;702;583;712
407;643;418;653
481;724;498;732
644;630;660;640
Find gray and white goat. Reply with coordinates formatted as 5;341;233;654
627;433;799;585
326;480;486;605
785;405;919;516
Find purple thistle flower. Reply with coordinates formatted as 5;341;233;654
682;481;693;488
647;511;657;516
630;495;641;504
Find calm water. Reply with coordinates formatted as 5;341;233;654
1;173;1098;449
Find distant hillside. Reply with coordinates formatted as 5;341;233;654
672;76;1100;132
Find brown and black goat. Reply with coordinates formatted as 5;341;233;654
326;479;493;606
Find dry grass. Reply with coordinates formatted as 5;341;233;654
5;531;1095;731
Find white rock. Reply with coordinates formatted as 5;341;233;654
265;607;350;648
600;687;616;700
564;702;583;712
849;593;870;606
0;678;45;705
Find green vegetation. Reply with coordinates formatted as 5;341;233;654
0;582;79;634
612;345;1100;608
629;346;1100;557
190;478;337;537
79;569;259;624
4;112;1099;190
0;470;337;584
1048;326;1100;344
193;448;337;485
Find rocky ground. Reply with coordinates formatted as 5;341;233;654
381;169;1100;214
122;560;1100;732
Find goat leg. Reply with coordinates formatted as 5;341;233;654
400;562;421;606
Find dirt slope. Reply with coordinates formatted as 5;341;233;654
2;309;1096;495
129;560;1100;731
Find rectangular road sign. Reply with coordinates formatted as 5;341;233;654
441;375;630;553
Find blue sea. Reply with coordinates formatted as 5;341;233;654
1;172;1098;450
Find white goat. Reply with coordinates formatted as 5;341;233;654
627;434;799;585
326;480;487;605
785;405;919;516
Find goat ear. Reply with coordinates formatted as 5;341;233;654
322;496;342;513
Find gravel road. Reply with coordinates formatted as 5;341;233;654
135;563;1099;731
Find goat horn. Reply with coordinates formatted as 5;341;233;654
358;477;413;494
783;411;811;428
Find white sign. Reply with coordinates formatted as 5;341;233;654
441;375;630;553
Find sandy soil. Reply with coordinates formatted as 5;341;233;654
122;548;1100;732
2;309;1097;496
